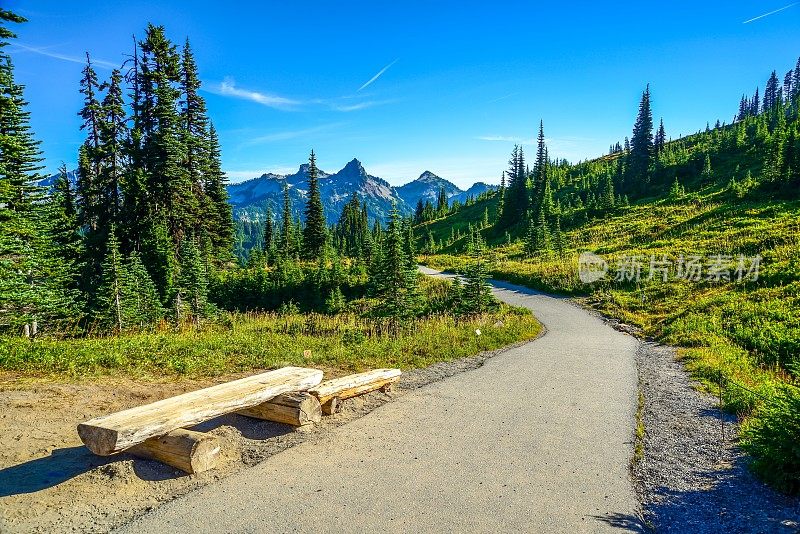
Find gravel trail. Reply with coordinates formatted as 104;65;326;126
633;342;800;533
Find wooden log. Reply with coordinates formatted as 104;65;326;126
129;429;221;474
237;392;321;426
309;368;401;405
78;367;323;455
321;397;341;415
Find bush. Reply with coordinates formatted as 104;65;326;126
740;386;800;495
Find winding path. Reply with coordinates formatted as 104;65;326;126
119;268;642;533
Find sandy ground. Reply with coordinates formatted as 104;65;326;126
0;347;512;533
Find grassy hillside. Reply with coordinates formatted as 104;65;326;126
418;112;800;493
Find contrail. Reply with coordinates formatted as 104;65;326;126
357;59;398;92
10;42;118;68
742;2;798;23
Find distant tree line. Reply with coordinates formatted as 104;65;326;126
0;11;496;338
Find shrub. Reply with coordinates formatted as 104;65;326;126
740;386;800;495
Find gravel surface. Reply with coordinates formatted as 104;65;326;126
633;341;800;533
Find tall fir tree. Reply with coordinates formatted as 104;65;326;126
0;9;75;334
302;150;326;258
625;84;654;195
372;203;418;318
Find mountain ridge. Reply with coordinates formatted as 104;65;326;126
38;160;497;225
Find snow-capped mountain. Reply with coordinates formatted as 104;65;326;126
228;162;498;224
228;158;407;224
38;161;497;225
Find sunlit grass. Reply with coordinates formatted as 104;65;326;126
0;308;542;379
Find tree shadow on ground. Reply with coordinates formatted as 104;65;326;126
591;512;648;532
0;446;111;496
641;454;800;533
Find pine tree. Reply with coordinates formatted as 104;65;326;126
626;84;654;194
280;182;293;258
600;172;615;210
436;186;448;214
176;237;209;323
180;39;208;202
764;70;780;111
263;207;274;256
125;251;163;328
495;171;506;223
669;177;685;199
533;120;547;186
140;24;193;242
0;10;62;334
204;123;234;259
49;166;84;292
701;154;713;185
414;198;424;223
372;203;418;318
98;227;128;332
655;118;666;154
462;229;495;314
302;150;326;258
498;145;527;227
525;209;551;257
98;69;127;226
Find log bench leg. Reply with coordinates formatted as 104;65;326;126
237;392;322;426
321;397;341;415
129;429;221;475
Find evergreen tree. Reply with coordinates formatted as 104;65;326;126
525;209;551;257
625;84;654;194
436;186;448;214
764;70;780;111
496;171;506;223
0;10;63;334
655;118;666;153
125;251;163;328
414;198;424;223
263;207;274;256
98;69;127;227
462;229;495;314
280;182;293;258
599;172;615;209
176;237;209;323
302;150;326;258
371;203;418;318
98;227;128;332
203;123;234;259
498;145;527;227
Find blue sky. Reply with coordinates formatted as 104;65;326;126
6;1;800;187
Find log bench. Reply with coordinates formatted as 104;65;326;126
309;368;401;414
77;366;323;472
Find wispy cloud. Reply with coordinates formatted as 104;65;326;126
476;135;536;144
357;59;398;92
743;2;798;23
241;122;345;146
10;42;118;69
207;78;301;110
330;99;395;112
